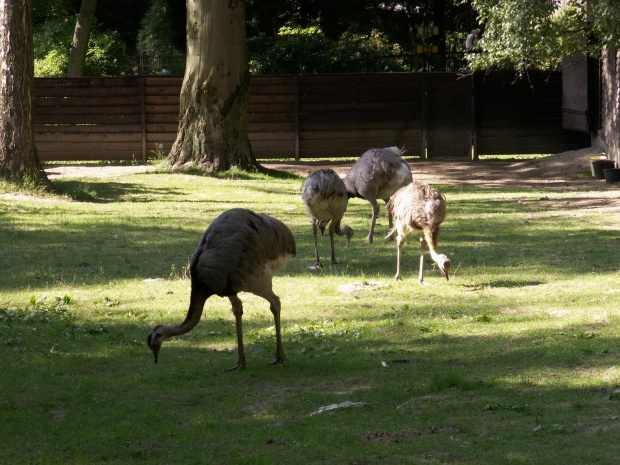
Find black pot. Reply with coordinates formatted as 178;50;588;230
592;160;615;179
589;155;608;176
603;167;620;184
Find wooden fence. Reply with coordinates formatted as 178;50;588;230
34;72;590;162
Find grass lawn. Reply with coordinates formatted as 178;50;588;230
1;165;619;464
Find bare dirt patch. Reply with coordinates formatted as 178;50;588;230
43;147;610;188
44;164;156;179
263;146;614;189
262;146;620;214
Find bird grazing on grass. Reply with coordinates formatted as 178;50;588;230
147;208;296;370
385;182;451;284
301;169;354;268
343;147;413;243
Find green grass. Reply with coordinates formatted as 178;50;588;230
1;167;619;464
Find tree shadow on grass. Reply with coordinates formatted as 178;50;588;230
174;165;302;181
2;299;620;464
461;279;545;290
54;180;188;203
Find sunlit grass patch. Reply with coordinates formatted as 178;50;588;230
1;165;619;464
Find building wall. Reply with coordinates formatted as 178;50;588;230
600;47;620;163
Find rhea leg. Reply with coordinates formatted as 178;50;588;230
227;294;246;371
367;199;380;243
258;289;285;365
384;198;395;236
311;219;323;268
269;293;285;365
394;234;405;281
328;220;338;264
418;237;429;286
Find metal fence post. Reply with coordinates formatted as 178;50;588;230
471;72;478;160
422;73;428;159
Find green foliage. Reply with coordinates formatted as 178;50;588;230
32;0;73;25
137;0;177;57
82;29;134;77
1;295;75;346
34;14;133;77
135;0;185;75
33;14;74;77
249;27;406;74
469;0;620;73
34;49;69;77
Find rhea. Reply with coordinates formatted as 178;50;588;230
343;147;413;243
385;182;451;284
147;208;296;370
301;169;354;268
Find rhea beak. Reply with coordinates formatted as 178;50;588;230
151;345;160;364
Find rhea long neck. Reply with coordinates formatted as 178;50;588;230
161;288;212;339
423;229;444;262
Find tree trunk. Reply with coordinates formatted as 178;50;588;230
67;0;98;78
167;0;258;172
0;0;50;187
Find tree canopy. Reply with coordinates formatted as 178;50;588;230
468;0;620;72
30;1;620;77
32;0;482;76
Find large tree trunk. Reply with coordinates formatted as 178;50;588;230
167;0;258;172
0;0;50;187
67;0;98;78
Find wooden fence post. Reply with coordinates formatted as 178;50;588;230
140;77;147;163
294;75;300;161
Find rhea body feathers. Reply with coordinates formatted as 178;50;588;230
386;182;451;284
147;208;296;370
343;147;413;243
301;169;353;268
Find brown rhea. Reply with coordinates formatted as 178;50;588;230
147;208;296;370
385;182;451;284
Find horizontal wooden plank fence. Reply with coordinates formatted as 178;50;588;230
34;72;590;162
475;72;590;155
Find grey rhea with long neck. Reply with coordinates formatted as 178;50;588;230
343;147;413;244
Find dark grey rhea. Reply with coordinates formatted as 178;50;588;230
343;147;413;243
147;208;296;370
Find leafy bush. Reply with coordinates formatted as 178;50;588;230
248;27;408;75
34;49;68;78
34;17;133;77
137;0;176;58
81;30;134;77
